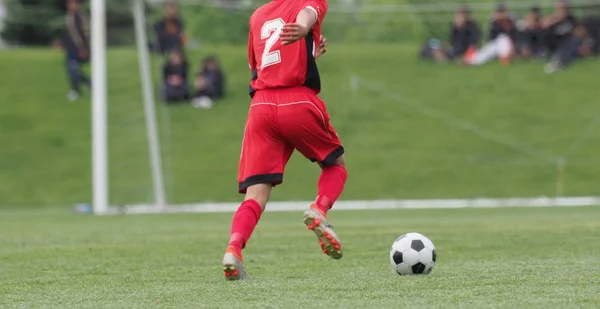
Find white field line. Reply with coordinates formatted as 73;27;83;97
106;196;600;215
564;114;600;157
353;75;557;163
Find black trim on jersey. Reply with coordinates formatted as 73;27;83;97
302;33;321;92
249;69;258;98
310;146;345;167
247;34;321;97
238;173;283;193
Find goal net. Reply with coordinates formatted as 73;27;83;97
95;0;600;214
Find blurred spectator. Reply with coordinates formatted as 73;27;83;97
516;6;545;59
420;6;481;63
581;14;600;55
162;50;190;103
61;0;90;102
488;4;518;43
544;22;595;73
542;0;577;56
154;2;186;54
192;56;226;109
447;7;481;58
461;3;517;65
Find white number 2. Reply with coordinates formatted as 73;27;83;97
260;18;285;69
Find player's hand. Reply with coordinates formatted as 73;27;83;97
280;23;310;45
315;35;328;58
79;49;88;58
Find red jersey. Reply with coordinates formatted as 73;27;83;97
247;0;328;97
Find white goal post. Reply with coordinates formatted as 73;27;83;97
91;0;108;214
91;0;166;214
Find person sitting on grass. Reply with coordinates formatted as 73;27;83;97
463;4;517;66
420;6;481;63
162;49;190;103
516;6;545;59
541;0;577;57
544;22;596;73
192;56;225;109
581;14;600;56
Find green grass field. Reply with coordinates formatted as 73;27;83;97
1;206;599;308
1;45;599;207
3;2;600;306
1;43;599;308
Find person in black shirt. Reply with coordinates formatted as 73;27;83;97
545;21;596;73
162;50;190;103
463;5;516;66
192;56;226;109
154;2;186;54
542;0;577;56
421;6;481;63
581;14;600;55
448;7;481;58
517;6;545;59
488;4;517;43
61;0;90;102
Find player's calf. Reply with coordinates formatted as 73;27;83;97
223;183;272;280
315;155;347;215
304;155;347;259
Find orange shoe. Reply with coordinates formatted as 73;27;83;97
222;246;248;280
303;205;343;259
463;47;477;64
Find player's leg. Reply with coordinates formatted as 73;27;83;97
226;183;272;256
303;154;347;259
66;54;81;101
223;104;294;280
315;154;347;215
223;183;272;281
277;99;347;259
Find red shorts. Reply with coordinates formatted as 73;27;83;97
238;87;344;193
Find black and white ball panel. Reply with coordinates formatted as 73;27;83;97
411;239;425;252
411;262;426;274
392;251;403;264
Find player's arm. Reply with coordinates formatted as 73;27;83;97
280;0;327;45
247;24;257;76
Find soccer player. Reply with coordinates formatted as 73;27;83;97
222;0;347;280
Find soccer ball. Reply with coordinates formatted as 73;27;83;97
389;232;437;275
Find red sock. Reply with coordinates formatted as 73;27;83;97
315;165;347;214
228;199;263;255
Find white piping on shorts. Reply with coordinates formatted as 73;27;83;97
250;101;330;137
